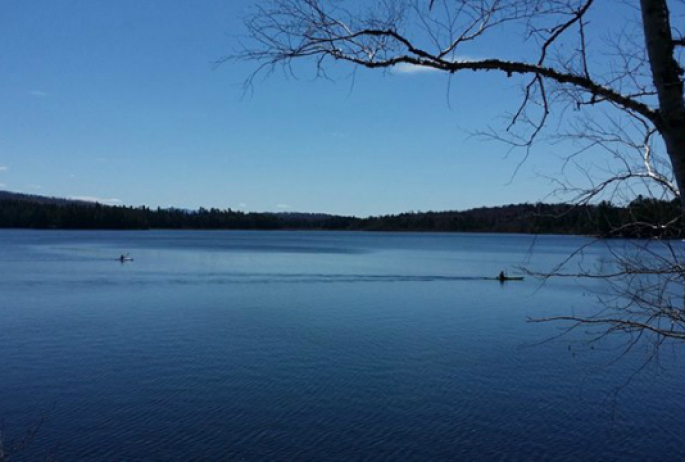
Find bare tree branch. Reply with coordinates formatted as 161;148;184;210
232;0;685;353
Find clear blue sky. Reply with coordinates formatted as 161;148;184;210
0;1;627;216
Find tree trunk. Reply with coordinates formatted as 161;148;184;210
641;0;685;211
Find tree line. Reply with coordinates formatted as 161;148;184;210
0;196;680;238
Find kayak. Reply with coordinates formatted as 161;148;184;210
497;276;524;281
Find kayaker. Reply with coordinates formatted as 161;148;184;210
498;271;506;281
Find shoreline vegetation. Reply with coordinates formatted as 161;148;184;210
0;191;681;238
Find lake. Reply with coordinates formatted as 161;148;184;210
1;230;683;460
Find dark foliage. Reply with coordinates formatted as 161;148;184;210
0;193;680;237
352;200;682;238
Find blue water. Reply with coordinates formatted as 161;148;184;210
1;230;683;460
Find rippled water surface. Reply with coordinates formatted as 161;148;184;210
1;230;683;460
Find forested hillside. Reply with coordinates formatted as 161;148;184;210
0;192;680;238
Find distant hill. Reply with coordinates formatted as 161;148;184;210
273;212;358;230
0;190;680;237
0;190;91;206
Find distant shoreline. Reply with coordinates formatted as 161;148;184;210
0;190;680;239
